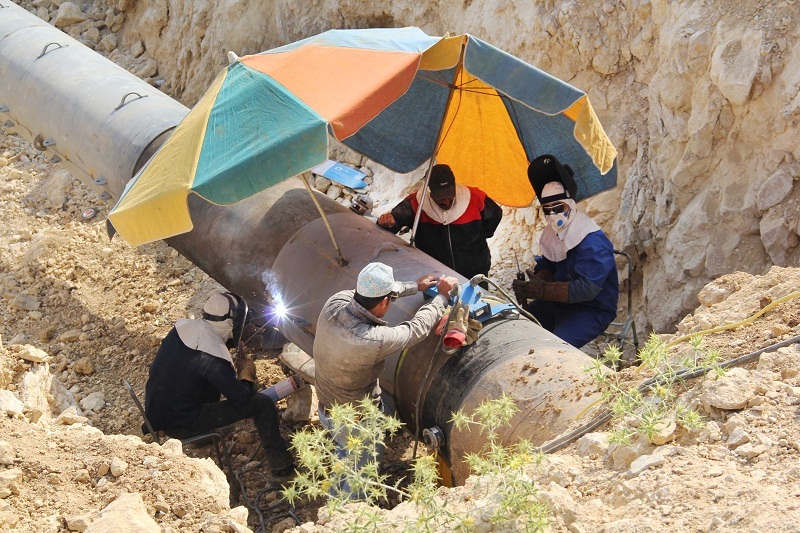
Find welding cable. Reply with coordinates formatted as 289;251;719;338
538;334;800;454
229;440;299;533
473;275;543;327
231;444;269;532
412;287;460;460
664;291;800;349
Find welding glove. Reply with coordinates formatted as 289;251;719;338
512;277;546;301
235;358;257;382
512;278;571;303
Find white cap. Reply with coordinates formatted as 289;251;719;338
541;181;566;202
203;293;233;319
356;263;402;298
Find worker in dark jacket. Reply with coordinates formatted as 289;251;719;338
377;164;503;280
512;155;619;348
144;292;294;477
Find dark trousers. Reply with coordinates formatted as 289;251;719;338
526;300;616;349
165;394;293;473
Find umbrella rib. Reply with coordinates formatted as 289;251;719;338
418;72;503;96
417;71;453;88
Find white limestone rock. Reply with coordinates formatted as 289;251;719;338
709;27;762;106
628;454;665;477
757;168;794;211
53;2;87;28
0;390;24;417
16;345;51;363
56;405;87;425
0;469;23;497
576;432;609;457
64;513;91;532
80;392;105;412
0;442;14;466
700;368;756;411
109;457;128;477
10;294;41;311
161;439;183;456
85;493;159;533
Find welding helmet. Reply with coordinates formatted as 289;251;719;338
203;292;248;347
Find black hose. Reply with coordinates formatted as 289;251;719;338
538;334;800;454
475;275;543;327
412;289;457;460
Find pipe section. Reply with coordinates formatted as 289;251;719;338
0;4;604;484
0;2;188;198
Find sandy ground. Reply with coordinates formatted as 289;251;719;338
2;125;800;532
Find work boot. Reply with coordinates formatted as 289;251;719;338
272;462;296;478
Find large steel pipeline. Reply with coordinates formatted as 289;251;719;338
0;2;188;199
0;2;603;484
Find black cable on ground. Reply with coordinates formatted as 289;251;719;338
538;334;800;454
228;438;300;533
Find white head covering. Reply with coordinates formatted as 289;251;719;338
415;183;471;225
172;293;236;363
357;262;402;297
538;182;601;262
202;293;235;341
541;182;577;232
175;319;234;363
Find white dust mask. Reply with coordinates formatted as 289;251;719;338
544;201;575;232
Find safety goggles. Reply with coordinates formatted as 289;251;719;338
388;292;399;302
542;202;569;215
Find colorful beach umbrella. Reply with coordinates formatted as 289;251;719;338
108;27;617;246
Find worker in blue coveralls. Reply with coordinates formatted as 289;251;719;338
512;154;619;348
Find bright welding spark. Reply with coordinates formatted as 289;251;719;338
272;301;288;321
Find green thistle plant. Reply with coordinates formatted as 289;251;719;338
583;331;720;446
284;394;550;532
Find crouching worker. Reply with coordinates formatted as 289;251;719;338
144;292;295;477
314;262;458;498
513;155;619;349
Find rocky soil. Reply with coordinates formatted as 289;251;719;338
2;123;800;532
3;0;800;531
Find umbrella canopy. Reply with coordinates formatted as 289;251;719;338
108;27;617;246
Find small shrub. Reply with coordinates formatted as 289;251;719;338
585;332;726;443
284;394;550;531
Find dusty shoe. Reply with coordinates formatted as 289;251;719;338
272;463;296;478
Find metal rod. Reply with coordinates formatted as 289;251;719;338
410;36;467;247
300;174;347;266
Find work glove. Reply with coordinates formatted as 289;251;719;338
512;277;545;301
435;306;452;336
464;315;483;346
442;303;482;351
442;305;468;351
235;358;257;382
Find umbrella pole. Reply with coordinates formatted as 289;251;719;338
300;174;348;267
410;37;467;248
